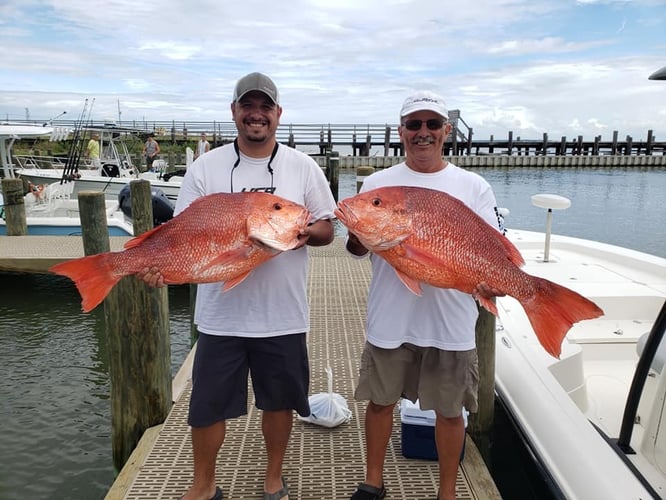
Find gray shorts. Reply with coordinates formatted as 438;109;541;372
188;332;310;427
354;342;479;418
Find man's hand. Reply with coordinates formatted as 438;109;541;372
137;266;166;288
294;219;334;248
472;282;505;300
345;231;368;256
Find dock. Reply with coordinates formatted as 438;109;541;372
0;236;500;498
68;238;498;500
0;235;131;273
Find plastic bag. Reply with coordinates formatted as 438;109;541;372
298;366;352;428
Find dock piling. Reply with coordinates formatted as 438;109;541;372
1;178;28;235
83;182;172;471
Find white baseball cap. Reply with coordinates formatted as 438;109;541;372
400;90;448;118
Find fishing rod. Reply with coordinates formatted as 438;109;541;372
68;98;95;181
61;99;89;184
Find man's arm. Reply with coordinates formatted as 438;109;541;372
296;218;334;247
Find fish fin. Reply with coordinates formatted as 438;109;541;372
223;272;251;291
521;278;604;358
395;269;422;296
207;247;253;268
400;242;438;264
500;235;525;267
123;224;163;249
49;254;122;312
477;296;498;316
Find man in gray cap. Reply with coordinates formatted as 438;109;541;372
140;72;336;500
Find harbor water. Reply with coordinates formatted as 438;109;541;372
0;166;664;499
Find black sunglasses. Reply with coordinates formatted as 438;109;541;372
402;118;445;131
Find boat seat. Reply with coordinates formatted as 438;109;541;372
636;332;666;373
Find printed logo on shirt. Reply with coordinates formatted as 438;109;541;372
240;186;277;194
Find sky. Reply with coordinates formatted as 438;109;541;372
1;0;665;141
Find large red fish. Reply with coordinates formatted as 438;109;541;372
334;186;603;358
50;191;311;312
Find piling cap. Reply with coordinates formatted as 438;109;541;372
233;72;280;105
400;90;448;119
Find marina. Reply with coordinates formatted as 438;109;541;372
1;167;665;499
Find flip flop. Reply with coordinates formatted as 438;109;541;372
350;482;387;500
263;476;289;500
179;486;223;500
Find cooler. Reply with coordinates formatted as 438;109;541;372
399;399;467;461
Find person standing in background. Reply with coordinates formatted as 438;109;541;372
85;132;101;169
143;133;160;171
195;132;211;160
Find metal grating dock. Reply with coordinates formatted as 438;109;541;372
110;239;501;500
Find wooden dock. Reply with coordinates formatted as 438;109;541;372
0;235;131;273
31;237;500;500
0;236;502;498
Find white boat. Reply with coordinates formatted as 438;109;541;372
11;125;184;202
1;124;163;236
495;195;666;499
0;180;134;236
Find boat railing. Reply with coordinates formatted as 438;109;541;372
13;153;97;171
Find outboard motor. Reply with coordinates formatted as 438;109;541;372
118;184;175;226
101;163;120;177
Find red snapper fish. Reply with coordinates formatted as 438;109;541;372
50;192;311;312
334;186;603;358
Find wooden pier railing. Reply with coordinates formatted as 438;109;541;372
13;116;666;158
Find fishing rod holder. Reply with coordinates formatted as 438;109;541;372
531;193;571;262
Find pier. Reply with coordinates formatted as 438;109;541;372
13;117;666;159
0;236;501;499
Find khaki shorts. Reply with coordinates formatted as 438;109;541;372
354;342;479;418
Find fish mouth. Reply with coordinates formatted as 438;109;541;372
334;201;358;229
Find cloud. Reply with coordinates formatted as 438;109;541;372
0;0;663;141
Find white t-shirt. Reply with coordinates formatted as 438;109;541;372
175;141;336;337
359;162;503;351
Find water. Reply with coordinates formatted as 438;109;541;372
0;166;664;499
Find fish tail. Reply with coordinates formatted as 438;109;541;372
521;278;604;358
49;254;123;312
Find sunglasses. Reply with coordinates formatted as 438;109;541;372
402;118;445;131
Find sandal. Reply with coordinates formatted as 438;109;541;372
350;482;387;500
179;486;223;500
263;476;289;500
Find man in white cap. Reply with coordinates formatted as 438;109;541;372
140;72;336;500
344;91;504;500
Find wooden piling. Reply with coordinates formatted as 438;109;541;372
468;304;496;463
328;151;340;201
86;181;172;471
1;178;27;235
355;166;375;192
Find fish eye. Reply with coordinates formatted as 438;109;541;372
372;198;381;206
273;203;282;210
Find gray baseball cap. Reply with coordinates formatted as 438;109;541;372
232;72;280;105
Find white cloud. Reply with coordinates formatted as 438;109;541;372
0;0;663;140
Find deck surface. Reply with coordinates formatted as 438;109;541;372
83;238;500;499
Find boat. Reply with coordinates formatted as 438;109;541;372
11;125;183;202
1;124;174;236
495;194;666;499
0;180;134;236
